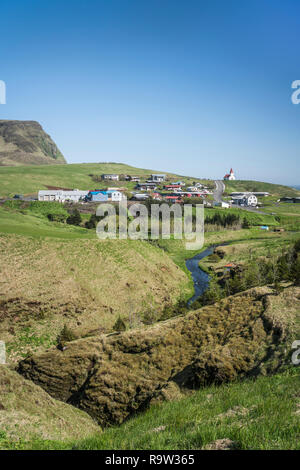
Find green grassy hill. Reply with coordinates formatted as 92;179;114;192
0;162;298;200
224;179;300;198
0;200;191;364
0;367;100;445
0;162;208;197
12;368;298;450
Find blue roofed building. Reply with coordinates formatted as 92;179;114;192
85;190;123;202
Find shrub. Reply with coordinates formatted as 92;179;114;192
47;213;67;223
113;316;126;332
242;217;250;229
56;324;76;349
207;253;221;263
66;209;82;226
85;214;99;229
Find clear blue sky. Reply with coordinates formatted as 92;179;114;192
1;0;299;184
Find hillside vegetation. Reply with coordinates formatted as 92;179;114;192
0;367;100;444
0;162;209;197
1;163;300;451
0;120;66;166
12;368;298;450
18;285;300;427
224;179;300;198
0;233;189;364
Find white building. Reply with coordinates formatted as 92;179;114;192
151;174;166;182
245;194;258;206
38;189;89;202
231;193;258;207
214;201;230;208
224;168;236;180
109;191;123;202
101;174;119;181
87;190;124;202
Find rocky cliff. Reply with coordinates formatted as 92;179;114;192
0;120;66;166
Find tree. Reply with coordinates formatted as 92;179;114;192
85;213;99;229
291;257;300;286
277;255;290;281
56;324;76;349
66;209;82;226
242;217;250;229
201;277;224;305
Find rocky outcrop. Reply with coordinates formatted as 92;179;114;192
0;120;66;166
18;286;300;427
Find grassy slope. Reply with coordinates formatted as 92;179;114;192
0;367;100;445
0;162;209;197
0;204;190;363
5;368;299;450
66;367;300;451
224;179;300;198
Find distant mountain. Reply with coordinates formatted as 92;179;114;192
291;185;300;190
0;120;66;166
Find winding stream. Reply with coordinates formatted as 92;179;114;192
185;246;215;305
185;245;226;305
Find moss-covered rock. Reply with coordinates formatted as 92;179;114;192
18;286;300;427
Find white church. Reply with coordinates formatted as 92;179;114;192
223;168;236;180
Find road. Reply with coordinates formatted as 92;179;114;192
213;180;225;203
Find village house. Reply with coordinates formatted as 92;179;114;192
164;195;182;203
280;196;300;203
231;192;270;197
125;175;140;182
214;201;230;208
132;193;150;201
164;184;182;191
85;190;123;202
38;189;89;202
151;192;163;200
150;174;166;182
136;182;157;191
231;193;258;207
101;174;119;181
